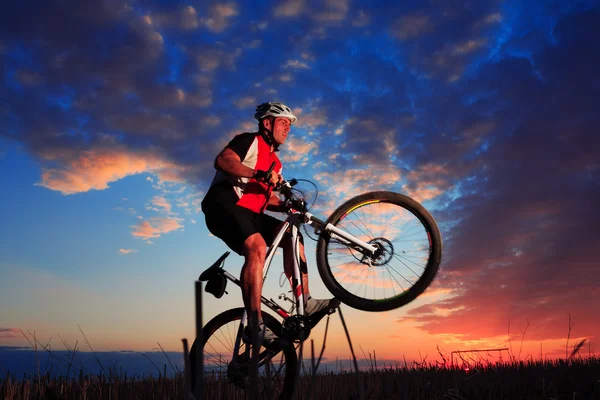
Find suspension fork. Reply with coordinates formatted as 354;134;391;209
289;223;306;316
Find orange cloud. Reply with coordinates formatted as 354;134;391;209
293;107;328;129
274;0;305;17
118;249;138;254
319;167;404;198
151;196;172;213
403;163;452;202
200;3;239;33
0;328;20;338
36;149;188;195
332;262;401;289
282;137;318;162
131;217;183;240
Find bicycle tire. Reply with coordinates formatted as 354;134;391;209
316;191;442;312
190;308;297;399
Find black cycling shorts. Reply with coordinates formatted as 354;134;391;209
202;201;283;255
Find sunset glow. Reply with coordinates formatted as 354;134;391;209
1;0;598;376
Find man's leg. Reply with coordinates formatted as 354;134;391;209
240;233;284;346
282;237;310;296
241;233;267;322
281;231;339;316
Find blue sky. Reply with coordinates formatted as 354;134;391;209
1;0;599;373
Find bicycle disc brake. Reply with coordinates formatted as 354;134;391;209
359;237;394;266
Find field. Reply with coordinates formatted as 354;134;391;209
2;356;599;400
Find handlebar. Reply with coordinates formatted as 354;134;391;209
276;178;307;213
262;162;307;213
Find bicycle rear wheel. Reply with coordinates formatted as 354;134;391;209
316;191;442;312
190;308;297;399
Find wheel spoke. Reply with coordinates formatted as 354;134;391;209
194;309;297;397
318;193;441;311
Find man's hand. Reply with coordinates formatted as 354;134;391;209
254;170;281;186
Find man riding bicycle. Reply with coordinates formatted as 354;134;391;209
201;101;339;346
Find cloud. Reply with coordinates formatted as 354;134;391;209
148;6;200;31
2;0;600;351
395;8;600;342
473;12;503;30
451;38;488;56
195;46;242;73
118;249;138;255
35;149;188;195
150;196;172;213
233;96;257;109
281;137;318;163
284;60;310;69
312;0;349;23
391;14;434;40
180;6;200;30
402;163;454;202
131;217;184;240
272;0;348;23
278;74;294;82
202;116;221;126
311;167;406;215
200;2;239;33
0;328;20;339
274;0;305;17
293;107;328;129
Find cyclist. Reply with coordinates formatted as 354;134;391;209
201;101;339;346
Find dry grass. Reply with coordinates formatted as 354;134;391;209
2;356;600;400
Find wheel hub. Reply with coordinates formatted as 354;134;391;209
363;237;394;266
227;356;249;389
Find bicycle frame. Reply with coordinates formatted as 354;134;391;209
207;197;378;361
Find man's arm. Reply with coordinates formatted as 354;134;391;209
215;148;255;178
265;192;285;212
216;148;281;186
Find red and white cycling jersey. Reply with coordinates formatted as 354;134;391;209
203;132;282;214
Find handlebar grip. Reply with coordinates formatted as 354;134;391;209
266;161;276;177
263;161;276;187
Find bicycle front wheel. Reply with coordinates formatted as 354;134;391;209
316;191;442;312
190;308;297;399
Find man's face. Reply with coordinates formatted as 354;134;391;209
265;117;291;145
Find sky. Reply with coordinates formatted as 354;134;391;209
1;0;600;376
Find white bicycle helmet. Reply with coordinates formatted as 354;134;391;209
254;102;297;125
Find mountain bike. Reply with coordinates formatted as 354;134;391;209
190;172;443;398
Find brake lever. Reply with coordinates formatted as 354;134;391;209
274;178;297;192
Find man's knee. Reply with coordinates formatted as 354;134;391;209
243;234;267;261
